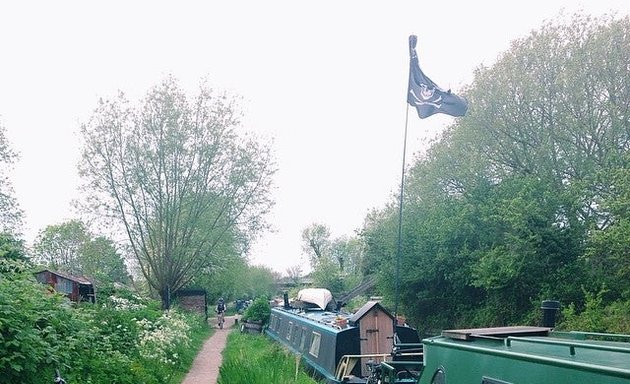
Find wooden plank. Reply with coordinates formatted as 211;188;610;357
442;326;551;340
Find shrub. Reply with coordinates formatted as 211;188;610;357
242;297;271;325
557;289;630;333
0;259;209;384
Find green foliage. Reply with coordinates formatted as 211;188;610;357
311;257;345;295
302;222;367;296
79;76;277;309
0;260;68;383
361;12;630;333
0;232;27;261
192;260;278;305
242;297;271;325
218;332;321;384
32;219;129;284
557;289;630;334
0;264;209;383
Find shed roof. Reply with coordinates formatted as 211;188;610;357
36;269;93;285
349;300;394;323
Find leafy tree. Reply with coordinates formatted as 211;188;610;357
240;265;279;299
301;223;331;267
80;236;129;284
310;256;345;295
301;222;367;295
363;12;630;331
329;235;363;274
584;152;630;298
0;232;27;262
33;220;89;275
32;219;129;284
0;120;23;234
78;76;276;308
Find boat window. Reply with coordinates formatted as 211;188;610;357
287;322;293;340
299;327;307;350
309;332;321;358
292;324;299;343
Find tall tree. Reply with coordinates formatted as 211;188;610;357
363;12;630;330
329;235;363;274
78;76;276;308
32;220;129;283
80;236;129;284
301;223;331;268
33;220;89;275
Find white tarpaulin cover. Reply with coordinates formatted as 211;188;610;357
297;288;333;310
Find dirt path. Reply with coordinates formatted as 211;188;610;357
181;315;238;384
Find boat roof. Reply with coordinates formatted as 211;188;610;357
271;306;354;334
429;326;630;374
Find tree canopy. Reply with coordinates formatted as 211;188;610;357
32;219;129;284
361;12;630;333
78;76;276;308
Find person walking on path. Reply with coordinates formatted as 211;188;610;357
182;315;237;384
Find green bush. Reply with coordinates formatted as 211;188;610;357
241;297;271;325
557;289;630;333
0;259;209;383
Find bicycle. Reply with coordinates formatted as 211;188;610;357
217;310;225;329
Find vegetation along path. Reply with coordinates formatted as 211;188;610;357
182;315;238;384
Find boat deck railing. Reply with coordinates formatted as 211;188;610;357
335;352;424;382
380;360;424;383
504;335;630;356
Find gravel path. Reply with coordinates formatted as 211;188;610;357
181;315;238;384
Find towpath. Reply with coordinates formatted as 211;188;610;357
181;314;238;384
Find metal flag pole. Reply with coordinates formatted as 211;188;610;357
394;85;412;335
393;36;416;345
392;34;468;345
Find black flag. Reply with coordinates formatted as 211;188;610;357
407;35;468;118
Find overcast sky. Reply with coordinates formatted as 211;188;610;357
1;1;629;274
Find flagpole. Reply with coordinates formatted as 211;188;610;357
392;34;468;343
394;92;411;334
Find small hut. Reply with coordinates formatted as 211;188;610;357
349;300;395;376
175;289;208;320
35;269;95;303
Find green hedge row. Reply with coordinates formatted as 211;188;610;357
0;259;208;384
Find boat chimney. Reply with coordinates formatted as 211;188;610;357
283;292;290;308
541;300;560;328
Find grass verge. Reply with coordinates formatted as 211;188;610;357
218;332;322;384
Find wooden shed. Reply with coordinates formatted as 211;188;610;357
175;289;208;320
349;300;395;376
35;269;95;303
